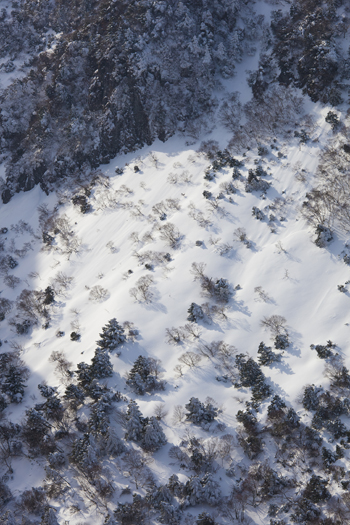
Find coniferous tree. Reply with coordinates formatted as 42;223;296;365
2;365;26;403
142;416;167;452
96;318;126;351
90;348;113;379
185;397;218;426
125;400;146;442
187;303;204;323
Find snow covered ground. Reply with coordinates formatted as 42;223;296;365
0;94;348;522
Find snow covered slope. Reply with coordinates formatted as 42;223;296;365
0;95;349;524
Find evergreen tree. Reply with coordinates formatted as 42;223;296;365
187;303;204;323
142;416;167;452
200;474;222;506
125;400;146;442
64;384;85;407
185;397;218;426
22;408;53;453
76;362;92;389
70;433;98;472
96;318;126;351
126;355;164;395
257;342;280;366
2;365;26;403
90;349;113;379
185;476;204;506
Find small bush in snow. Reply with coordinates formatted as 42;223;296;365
89;285;110;302
310;340;335;359
252;206;265;220
274;334;289;349
245;167;270;193
314;224;333;248
187;303;204;323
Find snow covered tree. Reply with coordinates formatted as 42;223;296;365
35;387;64;423
200;474;222;506
142;416;167;452
274;334;289;350
64;383;85;408
310;340;334;359
302;385;322;411
187;303;204;323
125;400;146;443
159;502;182;524
22;408;54;454
126;355;165;395
96;318;126;351
90;348;113;379
185;476;204;506
267;395;286;420
185;397;218;426
76;362;93;389
257;342;280;366
167;474;185;498
2;365;26;403
236;407;258;433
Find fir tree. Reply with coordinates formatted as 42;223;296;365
2;365;26;403
96;318;126;351
126;355;165;395
257;342;280;366
201;473;222;506
185;397;218;426
90;348;113;379
64;384;85;407
142;416;167;452
187;303;204;323
125;400;146;442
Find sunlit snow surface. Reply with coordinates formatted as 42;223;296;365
0;101;348;522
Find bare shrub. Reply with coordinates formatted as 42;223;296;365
51;272;74;296
166;198;181;211
165;327;186;345
172;405;186;425
49;351;73;384
188;204;212;228
178;352;202;369
121;449;154;489
106;241;118;253
129;275;154;303
158;223;182;248
153;403;168;421
197;140;220;159
167;173;178;184
89;285;110;302
254;286;271;303
14;242;33;258
182;323;202;339
198;341;236;360
260;315;287;336
174;364;184;378
3;275;21;289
